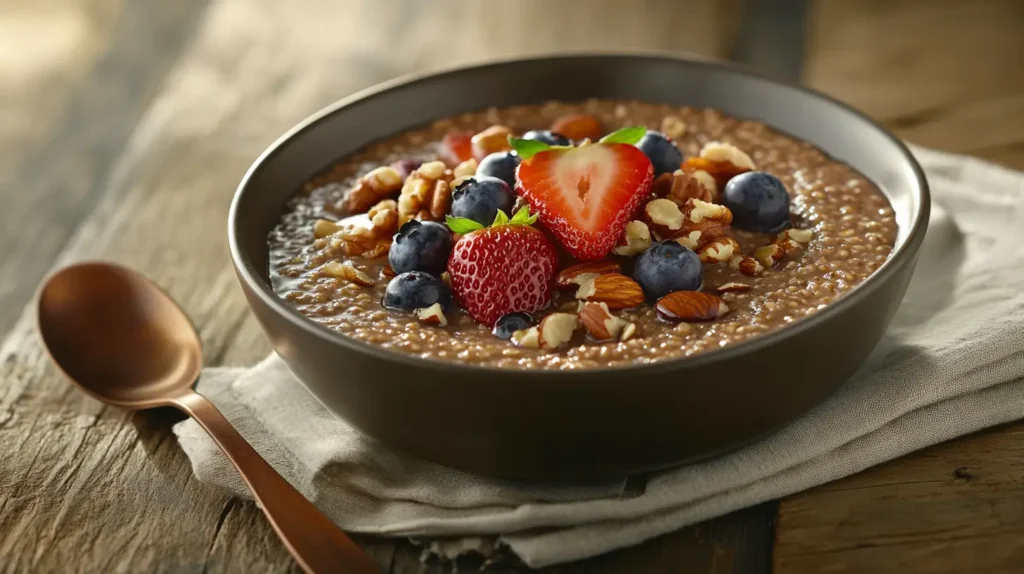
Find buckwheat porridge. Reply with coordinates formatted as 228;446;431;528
268;100;897;369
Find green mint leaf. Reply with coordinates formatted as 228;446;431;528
491;209;510;227
507;137;550;161
599;126;646;145
445;215;485;234
509;205;538;226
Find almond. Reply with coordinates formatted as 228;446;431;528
574;272;645;309
556;260;622;289
471;125;513;159
716;282;751;293
537;313;580;349
612;220;652;257
698;236;740;264
415;303;447;326
656;291;729;322
551;114;603;141
578;302;628;341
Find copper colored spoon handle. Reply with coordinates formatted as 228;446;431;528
171;391;380;574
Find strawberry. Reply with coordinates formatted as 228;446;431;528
446;207;559;327
440;131;474;166
513;127;654;261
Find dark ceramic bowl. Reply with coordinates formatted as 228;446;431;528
228;53;929;479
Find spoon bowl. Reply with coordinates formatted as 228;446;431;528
36;261;379;574
37;262;201;408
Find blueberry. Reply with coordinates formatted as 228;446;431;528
633;241;703;299
388;220;452;275
636;130;683;177
522;130;571;146
383;271;452;312
450;176;515;225
492;312;533;340
722;171;791;233
476;151;521;188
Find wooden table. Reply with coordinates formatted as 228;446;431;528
2;1;1022;572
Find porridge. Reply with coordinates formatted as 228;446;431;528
268;100;897;369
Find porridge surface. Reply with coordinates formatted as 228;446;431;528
269;100;897;370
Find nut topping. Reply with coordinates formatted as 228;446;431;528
698;236;740;264
677;198;733;241
754;244;786;268
613;220;652;256
578;302;629;341
660;115;687;139
415;303;447;326
674;230;704;251
729;255;764;277
313;219;343;238
656;291;729;322
653;169;715;206
574;272;645;309
551;114;603;141
453;158;479;179
513;313;580;350
699;141;755;170
643;199;685;239
322;261;374;287
716;282;752;293
342;165;404;214
556;260;622;289
471;125;513;159
398;161;454;224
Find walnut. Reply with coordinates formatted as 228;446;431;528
341;166;403;214
653;169;715;206
398;161;454;224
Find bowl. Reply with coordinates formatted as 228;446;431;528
228;53;929;479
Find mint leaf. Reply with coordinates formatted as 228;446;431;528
599;126;646;145
492;209;510;227
507;137;550;161
509;205;538;226
445;215;484;234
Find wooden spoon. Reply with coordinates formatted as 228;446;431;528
36;261;380;574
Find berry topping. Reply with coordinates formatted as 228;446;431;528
511;126;654;261
446;207;559;327
636;130;683;177
383;271;453;312
450;176;516;226
722;171;791;233
492;312;533;340
522;130;571;146
633;240;703;300
440;131;474;166
476;151;521;188
388;220;453;276
551;114;603;141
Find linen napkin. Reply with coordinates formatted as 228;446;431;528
174;146;1024;568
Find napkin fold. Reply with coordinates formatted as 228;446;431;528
174;146;1024;568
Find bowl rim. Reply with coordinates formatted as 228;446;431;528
228;50;931;377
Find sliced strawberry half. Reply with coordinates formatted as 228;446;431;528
514;129;654;261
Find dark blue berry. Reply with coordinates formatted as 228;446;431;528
492;312;533;339
722;171;791;233
522;130;571;146
636;130;683;177
633;241;702;300
388;220;452;275
476;151;521;188
383;271;452;312
450;176;515;225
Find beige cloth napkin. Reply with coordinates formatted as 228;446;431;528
174;146;1024;568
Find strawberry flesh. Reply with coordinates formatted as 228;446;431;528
515;143;653;260
440;131;474;166
447;225;559;327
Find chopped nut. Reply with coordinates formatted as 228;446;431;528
418;160;446;180
690;170;718;201
781;228;814;244
574;273;645;309
716;282;751;293
578;302;629;341
361;240;392;259
644;199;685;238
660;115;687;139
674;322;693;335
380;264;397;280
330;225;382;257
613;221;652;256
620;322;638;341
471;125;513;159
368;200;399;238
729;255;764;276
313;219;343;238
440;271;452;286
398;161;454;224
775;238;805;255
511;327;540;349
415;303;447;326
699;141;755;171
556;260;622;289
322;261;374;287
343;166;404;214
656;291;729;322
536;313;580;349
674;230;704;250
551;114;603;141
678;198;733;241
754;244;786;268
698;236;740;264
453;158;479;179
653;170;714;206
